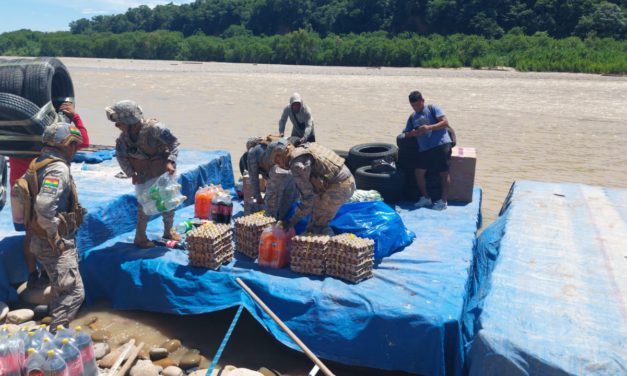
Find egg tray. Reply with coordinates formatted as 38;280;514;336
234;214;275;259
187;223;234;270
289;235;330;275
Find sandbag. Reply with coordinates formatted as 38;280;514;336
330;201;415;259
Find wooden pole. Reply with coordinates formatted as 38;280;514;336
114;342;144;376
236;277;335;376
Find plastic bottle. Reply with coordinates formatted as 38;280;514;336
72;327;97;376
0;333;25;376
25;347;46;376
59;339;83;376
164;196;186;211
258;225;295;268
42;350;69;376
258;226;274;265
24;331;43;356
32;325;53;343
40;337;58;354
176;220;193;234
194;187;211;219
53;326;76;348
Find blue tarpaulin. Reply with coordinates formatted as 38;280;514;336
464;180;627;375
0;149;234;302
1;149;483;375
81;191;482;376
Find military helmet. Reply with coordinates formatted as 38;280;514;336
105;100;143;125
42;122;83;147
264;138;290;162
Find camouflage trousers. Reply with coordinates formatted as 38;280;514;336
309;176;356;235
30;235;84;330
136;206;175;242
264;166;299;220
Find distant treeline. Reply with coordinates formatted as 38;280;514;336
1;29;626;74
68;0;626;40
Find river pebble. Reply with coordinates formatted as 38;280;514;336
162;366;184;376
7;309;34;324
130;360;161;376
153;357;177;368
179;349;201;370
91;329;111;342
149;347;168;361
94;342;110;360
161;339;182;352
41;316;52;325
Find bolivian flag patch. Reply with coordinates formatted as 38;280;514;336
43;178;59;188
41;178;60;194
69;127;81;136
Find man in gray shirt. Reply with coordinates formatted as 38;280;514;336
278;93;316;145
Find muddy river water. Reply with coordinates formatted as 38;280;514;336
55;57;625;375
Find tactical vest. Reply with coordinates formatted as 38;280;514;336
126;119;170;181
16;157;84;238
289;143;345;192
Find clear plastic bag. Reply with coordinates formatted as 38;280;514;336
136;172;186;216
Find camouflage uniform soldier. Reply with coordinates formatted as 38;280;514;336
19;122;86;331
246;137;298;219
105;100;181;248
266;140;355;235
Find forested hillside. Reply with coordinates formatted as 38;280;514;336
1;0;625;73
69;0;626;39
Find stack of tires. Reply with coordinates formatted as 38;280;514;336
0;57;74;157
345;143;405;204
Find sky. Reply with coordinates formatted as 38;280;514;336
0;0;195;33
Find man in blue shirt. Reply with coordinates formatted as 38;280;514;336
403;91;452;210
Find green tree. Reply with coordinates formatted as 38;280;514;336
576;1;627;39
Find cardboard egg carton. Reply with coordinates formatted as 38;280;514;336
326;233;375;283
234;213;275;258
187;222;234;270
290;235;330;276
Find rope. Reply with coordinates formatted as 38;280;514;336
206;304;245;376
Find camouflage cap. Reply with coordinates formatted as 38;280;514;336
42;122;83;147
246;137;263;151
264;138;289;162
105;100;143;125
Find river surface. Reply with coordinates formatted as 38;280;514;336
49;58;627;374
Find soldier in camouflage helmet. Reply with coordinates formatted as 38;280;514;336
105;100;181;248
265;139;355;235
245;136;299;219
22;122;86;331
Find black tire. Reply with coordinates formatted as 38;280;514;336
0;65;25;96
347;143;398;173
34;57;74;108
355;165;405;204
333;149;348;160
23;58;74;109
0;93;52;157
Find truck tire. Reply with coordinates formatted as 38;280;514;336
0;93;52;157
0;65;25;96
354;165;405;204
23;58;74;109
347;143;398;173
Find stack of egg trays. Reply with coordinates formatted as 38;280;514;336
326;233;375;284
290;235;330;276
234;213;275;259
187;222;233;270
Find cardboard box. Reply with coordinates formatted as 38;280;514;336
448;147;476;203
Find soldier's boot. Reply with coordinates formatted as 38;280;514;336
134;206;155;248
162;210;181;241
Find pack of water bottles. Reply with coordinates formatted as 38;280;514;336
0;324;99;376
136;172;187;216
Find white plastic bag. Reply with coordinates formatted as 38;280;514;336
135;173;186;215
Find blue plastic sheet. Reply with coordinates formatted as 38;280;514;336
330;201;415;259
73;149;116;164
0;149;234;301
464;181;627;375
82;189;482;375
1;149;484;375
